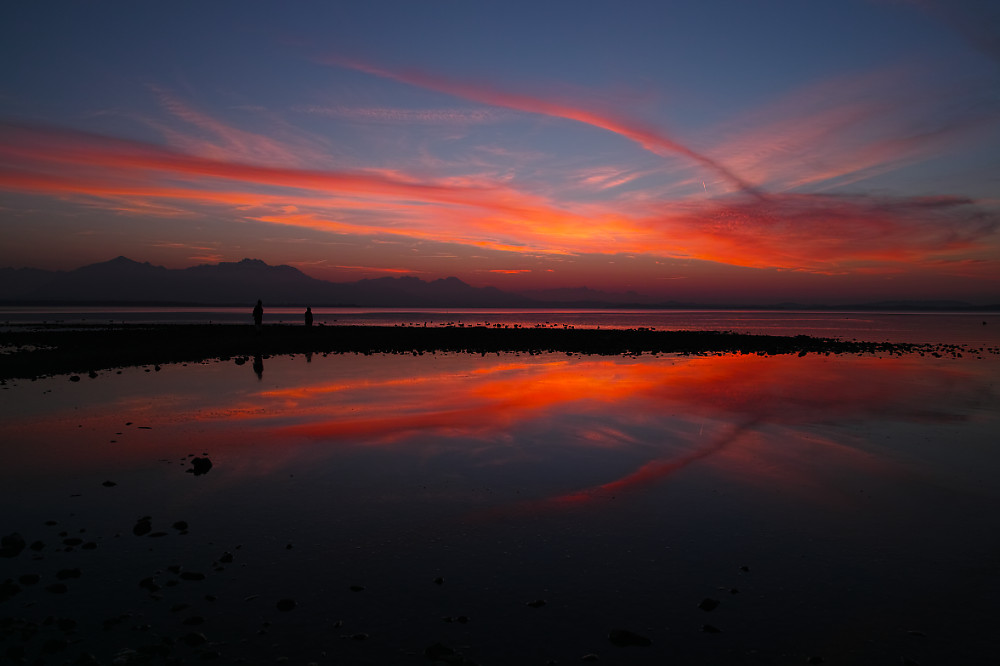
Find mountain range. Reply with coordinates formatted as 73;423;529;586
0;256;993;310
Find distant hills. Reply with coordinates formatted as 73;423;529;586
0;256;995;310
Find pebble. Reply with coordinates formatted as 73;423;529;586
608;629;652;647
698;598;720;612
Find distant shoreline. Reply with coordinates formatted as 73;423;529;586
0;323;981;381
2;300;998;312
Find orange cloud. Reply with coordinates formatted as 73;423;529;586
1;120;997;276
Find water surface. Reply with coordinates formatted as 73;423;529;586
2;347;998;664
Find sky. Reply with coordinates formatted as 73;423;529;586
1;1;998;304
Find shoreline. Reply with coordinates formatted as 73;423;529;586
0;323;979;381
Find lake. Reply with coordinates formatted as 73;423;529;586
1;313;999;664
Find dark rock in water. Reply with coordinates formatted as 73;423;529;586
139;577;161;592
102;480;117;487
82;541;97;550
698;598;720;611
133;517;152;536
41;637;68;654
0;579;22;601
18;573;40;585
181;632;207;646
276;598;296;611
806;657;824;664
62;537;83;546
1;532;26;557
608;629;652;647
526;599;546;608
179;571;205;581
187;457;213;475
56;568;81;580
56;617;77;632
349;584;365;592
69;375;80;382
218;551;234;563
701;624;722;634
45;582;68;594
172;521;189;531
425;642;457;660
433;576;444;585
349;633;369;640
182;616;205;626
581;654;600;662
29;540;44;551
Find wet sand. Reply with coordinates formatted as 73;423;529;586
0;323;973;380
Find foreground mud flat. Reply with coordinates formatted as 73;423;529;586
0;323;981;380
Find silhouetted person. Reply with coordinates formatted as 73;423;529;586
253;299;263;333
253;352;264;380
304;306;313;327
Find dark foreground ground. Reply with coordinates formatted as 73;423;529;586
0;323;975;381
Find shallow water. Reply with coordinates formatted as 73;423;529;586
1;350;999;664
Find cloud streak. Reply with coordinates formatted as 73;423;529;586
324;57;761;195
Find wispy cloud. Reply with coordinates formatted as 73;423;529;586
323;56;761;195
294;104;505;125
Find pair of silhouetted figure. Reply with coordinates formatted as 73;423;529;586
253;301;313;330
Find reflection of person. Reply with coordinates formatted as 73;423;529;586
304;306;313;327
253;299;263;333
253;352;264;380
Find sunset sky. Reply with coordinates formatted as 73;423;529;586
2;1;998;304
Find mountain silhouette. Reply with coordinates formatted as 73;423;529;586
0;257;990;310
0;257;536;307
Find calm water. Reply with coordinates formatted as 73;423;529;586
1;321;999;663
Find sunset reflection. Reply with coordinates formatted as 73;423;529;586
6;351;989;512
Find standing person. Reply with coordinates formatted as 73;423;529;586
253;299;263;333
304;306;313;327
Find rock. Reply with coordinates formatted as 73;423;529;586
187;457;213;476
276;598;296;611
0;532;26;557
701;624;722;634
806;657;824;664
608;629;652;647
69;375;80;382
45;582;68;594
218;551;233;563
698;598;720;612
56;568;81;580
18;573;40;585
433;576;444;585
425;642;456;660
102;481;117;487
181;632;207;646
0;579;22;601
526;599;546;608
349;585;365;592
132;517;152;536
581;654;600;662
179;572;205;581
172;521;188;531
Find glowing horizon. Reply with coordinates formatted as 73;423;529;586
1;2;998;303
